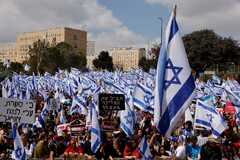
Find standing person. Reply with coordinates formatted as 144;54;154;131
34;133;49;159
186;136;201;160
200;137;222;160
175;136;186;160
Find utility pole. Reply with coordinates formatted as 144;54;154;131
157;17;163;46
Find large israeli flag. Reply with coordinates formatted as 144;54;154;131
12;122;26;160
154;7;195;137
91;105;101;153
194;100;227;138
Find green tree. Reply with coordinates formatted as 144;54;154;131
27;40;87;74
183;30;240;72
138;44;160;72
28;39;49;73
54;42;87;71
138;57;155;72
93;51;113;71
10;62;24;73
65;52;87;70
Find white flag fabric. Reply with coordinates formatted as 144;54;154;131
133;83;153;113
91;105;101;153
154;7;195;137
12;122;26;160
235;106;240;126
60;109;67;124
120;102;135;137
194;100;227;138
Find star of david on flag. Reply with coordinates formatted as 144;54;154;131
194;100;227;138
15;147;23;159
124;112;133;125
164;58;183;90
120;104;135;137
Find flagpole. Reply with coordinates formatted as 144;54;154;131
174;5;177;17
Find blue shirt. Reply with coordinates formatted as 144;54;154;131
186;144;201;160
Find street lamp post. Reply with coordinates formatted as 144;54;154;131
157;17;163;46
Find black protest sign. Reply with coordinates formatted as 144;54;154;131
99;93;125;111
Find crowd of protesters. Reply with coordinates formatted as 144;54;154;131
0;72;239;160
0;95;239;159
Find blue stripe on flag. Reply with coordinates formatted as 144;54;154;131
133;97;153;112
196;119;211;127
91;128;99;135
92;138;101;153
195;119;221;137
158;75;195;134
198;101;218;114
12;124;17;139
137;83;151;95
120;123;133;137
168;17;179;43
141;138;147;155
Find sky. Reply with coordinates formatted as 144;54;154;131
0;0;239;52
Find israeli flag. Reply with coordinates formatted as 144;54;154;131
235;106;240;126
38;101;50;128
224;85;240;106
200;95;216;107
120;102;135;137
60;109;67;124
12;122;26;160
154;7;195;137
133;83;154;113
194;100;227;138
138;136;152;160
91;105;101;153
70;95;87;115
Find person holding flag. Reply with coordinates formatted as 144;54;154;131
11;121;26;160
154;5;196;137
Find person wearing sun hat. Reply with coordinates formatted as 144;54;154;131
200;136;222;160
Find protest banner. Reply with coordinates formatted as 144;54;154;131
98;93;125;131
0;97;36;124
99;93;125;111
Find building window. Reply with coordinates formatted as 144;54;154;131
74;44;78;49
73;35;78;40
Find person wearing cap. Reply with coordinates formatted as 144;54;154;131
200;136;222;160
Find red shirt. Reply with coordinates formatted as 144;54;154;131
64;145;84;154
123;145;141;158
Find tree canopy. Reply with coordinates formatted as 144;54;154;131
26;40;87;74
139;30;240;73
183;29;240;72
93;51;114;71
138;44;159;72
